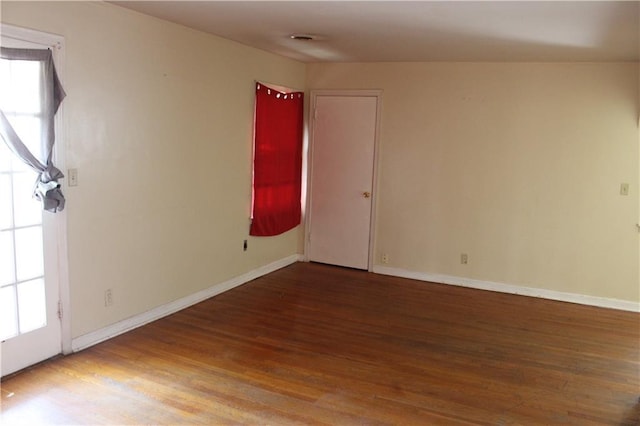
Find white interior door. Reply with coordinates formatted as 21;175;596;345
1;29;63;377
308;93;379;270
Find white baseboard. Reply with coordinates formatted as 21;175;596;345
71;254;303;352
373;265;640;313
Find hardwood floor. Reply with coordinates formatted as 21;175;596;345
1;262;639;425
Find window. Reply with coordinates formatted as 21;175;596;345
250;83;304;236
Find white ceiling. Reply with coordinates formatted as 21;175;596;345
112;1;639;63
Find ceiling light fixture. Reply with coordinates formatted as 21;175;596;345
290;34;315;41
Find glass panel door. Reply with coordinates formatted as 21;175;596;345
0;34;62;377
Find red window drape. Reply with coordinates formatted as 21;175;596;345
250;83;304;236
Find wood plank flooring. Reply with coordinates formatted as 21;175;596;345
1;262;639;425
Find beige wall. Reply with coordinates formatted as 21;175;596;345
2;2;306;337
307;62;639;302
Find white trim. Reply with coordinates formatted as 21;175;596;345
71;255;302;352
305;90;383;272
0;24;64;51
48;31;72;356
373;265;640;313
368;93;383;273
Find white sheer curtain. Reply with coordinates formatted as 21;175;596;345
0;47;66;212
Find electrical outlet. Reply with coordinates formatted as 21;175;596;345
105;289;113;307
381;253;389;264
461;253;468;265
620;183;629;196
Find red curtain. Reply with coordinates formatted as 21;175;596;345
250;83;304;236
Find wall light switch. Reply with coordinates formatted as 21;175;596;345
68;168;78;187
620;183;629;196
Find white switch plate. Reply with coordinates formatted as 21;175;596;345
68;168;78;186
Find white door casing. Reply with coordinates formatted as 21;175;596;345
306;91;381;270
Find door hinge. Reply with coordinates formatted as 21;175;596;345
57;300;63;319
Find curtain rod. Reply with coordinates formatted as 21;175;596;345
255;80;303;93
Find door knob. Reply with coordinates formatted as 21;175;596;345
363;191;371;198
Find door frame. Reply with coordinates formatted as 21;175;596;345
304;90;383;272
1;23;72;356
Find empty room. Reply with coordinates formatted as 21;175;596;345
1;1;638;424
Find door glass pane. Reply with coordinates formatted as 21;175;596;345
0;59;10;108
18;278;46;333
0;174;12;229
0;285;18;340
13;171;41;227
0;139;11;172
0;230;15;286
15;226;43;282
0;59;41;114
6;115;43;162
